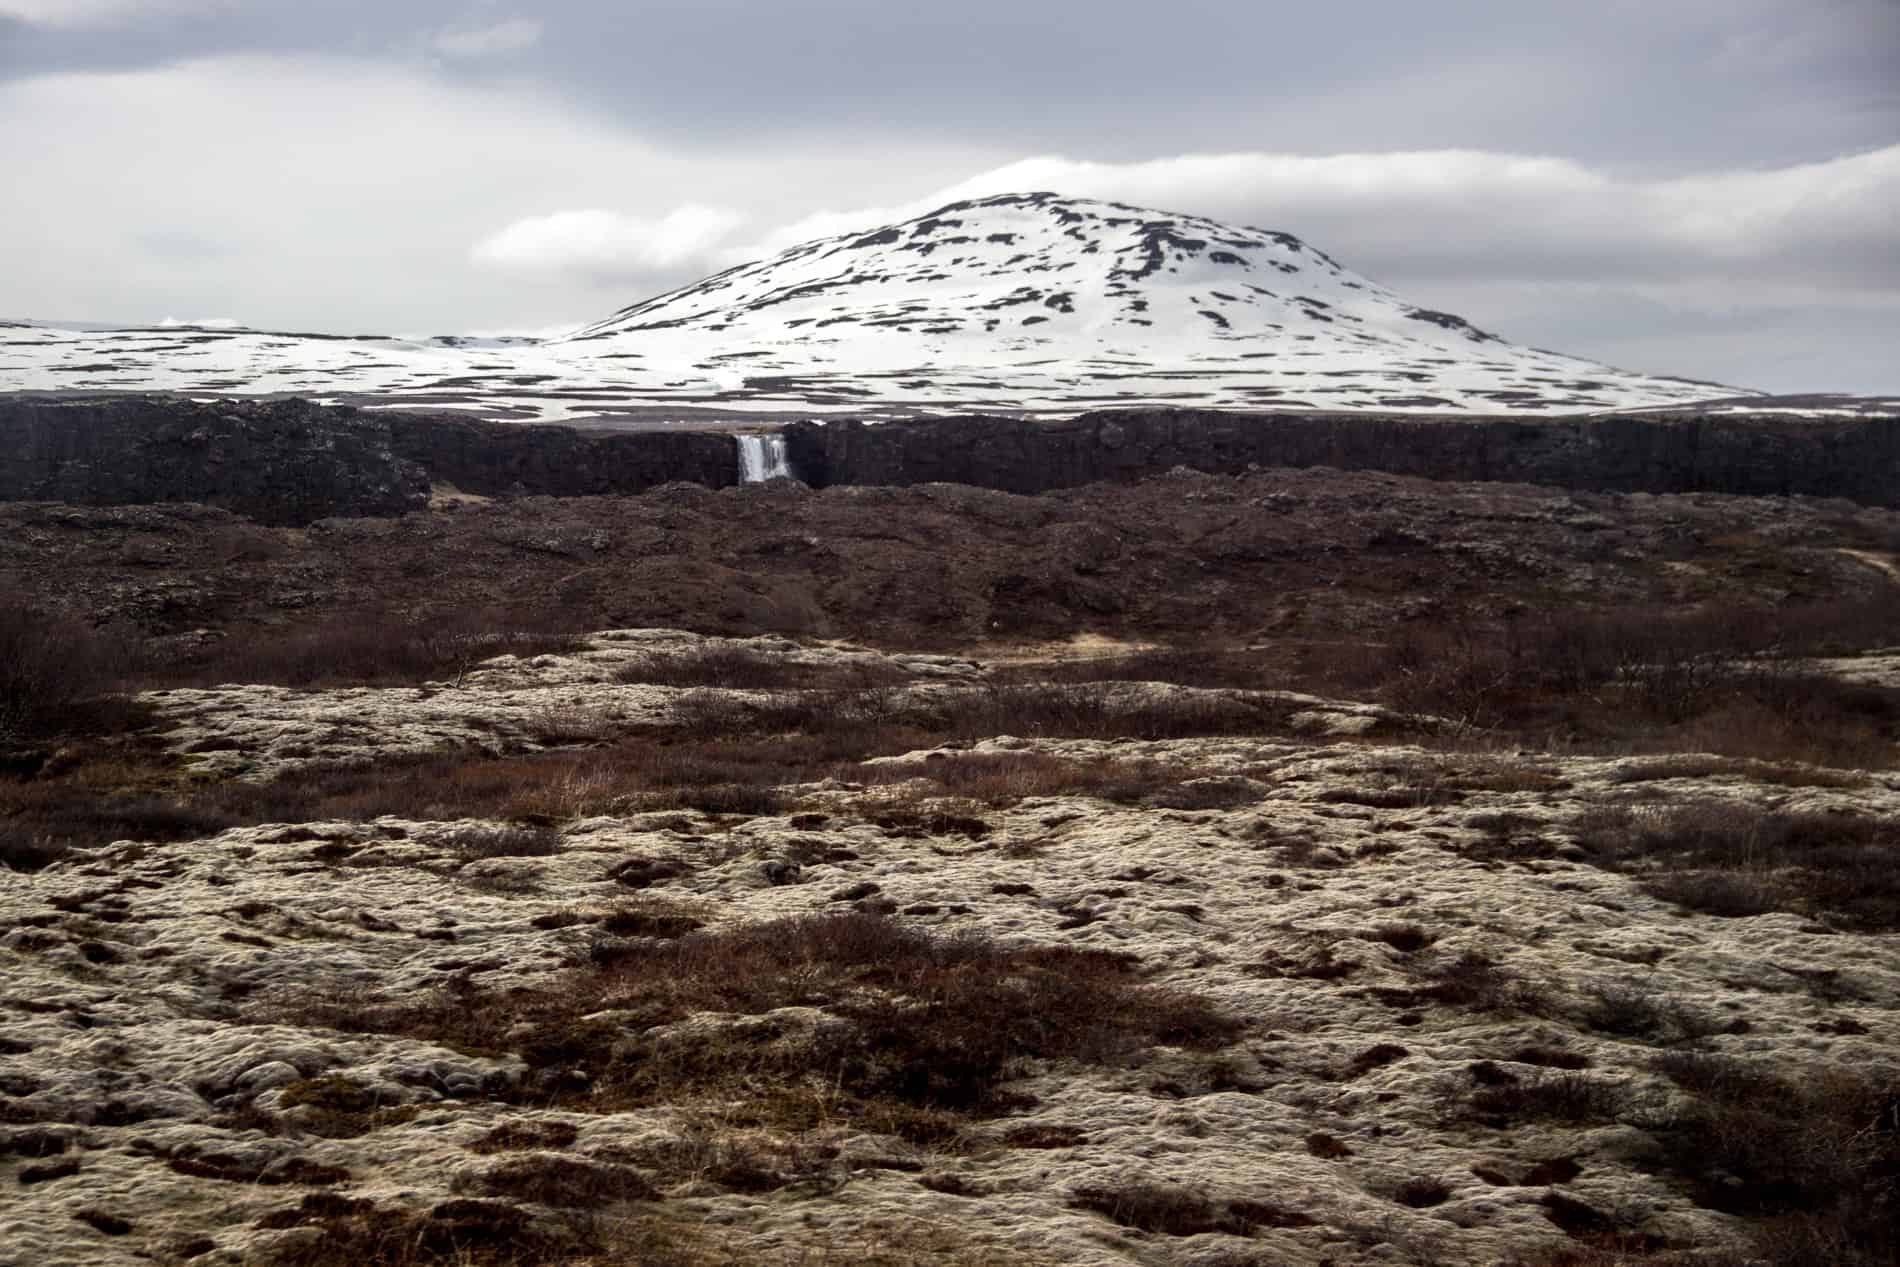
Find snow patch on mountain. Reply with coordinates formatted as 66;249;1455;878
1;195;1750;420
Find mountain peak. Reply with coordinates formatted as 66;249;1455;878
1;194;1746;419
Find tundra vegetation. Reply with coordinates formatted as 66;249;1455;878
2;468;1898;1266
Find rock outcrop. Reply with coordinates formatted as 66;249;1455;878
0;397;430;526
0;398;738;526
786;407;1900;507
6;396;1899;525
380;414;736;501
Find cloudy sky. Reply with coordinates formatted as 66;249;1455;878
2;0;1895;393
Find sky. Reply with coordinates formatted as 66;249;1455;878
1;0;1895;394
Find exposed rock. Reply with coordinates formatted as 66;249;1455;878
0;397;737;526
787;406;1900;507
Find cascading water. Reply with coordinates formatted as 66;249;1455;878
736;434;793;483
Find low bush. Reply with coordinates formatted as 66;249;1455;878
254;1194;596;1267
1462;1071;1629;1126
143;607;586;690
1574;802;1900;931
1392;1176;1453;1208
616;643;908;690
1003;644;1281;691
0;594;128;743
273;913;1241;1140
1069;1181;1311;1236
1300;598;1900;768
0;761;240;872
859;751;1251;810
1644;1052;1899;1267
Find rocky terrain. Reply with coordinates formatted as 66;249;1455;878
7;460;1900;655
6;396;1900;528
3;621;1899;1267
785;407;1900;508
3;195;1741;420
0;398;740;527
4;451;1900;1267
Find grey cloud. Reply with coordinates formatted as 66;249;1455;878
3;1;1894;165
0;1;1893;392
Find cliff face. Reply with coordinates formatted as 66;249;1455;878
785;408;1900;506
5;396;1897;524
380;415;736;500
0;398;738;525
0;397;431;526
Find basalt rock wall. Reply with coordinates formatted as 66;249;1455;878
0;397;430;526
0;397;738;525
381;414;736;501
784;408;1900;507
7;396;1897;523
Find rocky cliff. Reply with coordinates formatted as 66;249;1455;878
380;414;736;501
0;397;737;525
784;408;1900;506
0;397;431;526
6;396;1898;524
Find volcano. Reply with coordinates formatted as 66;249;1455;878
1;193;1743;421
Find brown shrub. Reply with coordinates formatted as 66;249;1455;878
1578;985;1722;1043
1360;923;1437;954
1574;802;1900;931
0;593;129;742
616;643;907;690
1645;1052;1899;1266
466;1120;580;1155
254;1196;589;1267
272;914;1241;1135
1463;1071;1629;1126
1005;644;1281;691
861;751;1253;810
1410;950;1549;1015
466;1155;656;1207
1318;599;1900;768
1392;1177;1454;1208
1068;1181;1259;1237
144;607;586;691
0;760;241;873
1305;1132;1353;1159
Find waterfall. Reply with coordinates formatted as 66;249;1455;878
736;434;792;484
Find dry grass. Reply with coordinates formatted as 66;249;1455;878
1459;1070;1631;1127
253;1194;598;1266
270;913;1241;1144
858;750;1260;810
0;747;230;873
999;644;1282;691
1301;598;1900;769
1642;1052;1900;1267
136;607;588;690
1574;801;1900;930
0;594;100;743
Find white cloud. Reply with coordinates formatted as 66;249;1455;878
431;18;543;60
0;53;985;332
0;49;1889;391
732;147;1900;295
0;0;228;27
472;206;748;284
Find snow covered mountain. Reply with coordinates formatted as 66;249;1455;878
1;193;1743;421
